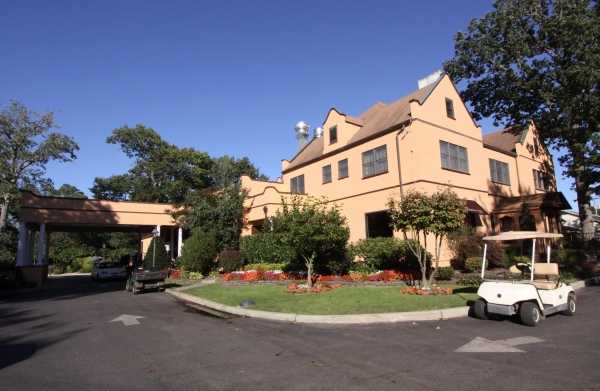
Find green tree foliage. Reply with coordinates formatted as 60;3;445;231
180;229;218;275
240;233;296;265
444;0;600;239
349;237;421;271
388;190;466;289
91;125;212;203
210;155;269;188
0;101;79;231
143;236;170;271
180;186;246;251
270;196;350;286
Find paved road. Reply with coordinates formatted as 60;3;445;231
1;276;599;391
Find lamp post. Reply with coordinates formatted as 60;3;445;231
151;227;159;269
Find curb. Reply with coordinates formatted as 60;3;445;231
166;278;589;325
166;286;469;324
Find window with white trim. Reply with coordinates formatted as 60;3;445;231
322;165;332;184
489;159;510;185
290;174;305;194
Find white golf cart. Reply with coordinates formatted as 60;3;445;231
472;231;576;327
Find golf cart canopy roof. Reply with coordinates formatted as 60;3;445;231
483;231;563;241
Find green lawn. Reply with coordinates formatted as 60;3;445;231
185;284;478;315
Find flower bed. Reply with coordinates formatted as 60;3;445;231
220;269;419;283
286;282;343;294
400;286;453;295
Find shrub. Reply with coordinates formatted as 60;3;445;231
464;257;482;272
556;248;594;278
143;236;170;271
348;261;377;274
218;249;243;272
80;257;94;273
240;233;295;265
457;275;483;287
243;262;285;272
181;229;218;275
448;227;504;268
349;238;422;271
435;266;454;281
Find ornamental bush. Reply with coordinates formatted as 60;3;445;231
464;256;482;272
181;229;218;275
217;249;243;272
240;233;295;265
435;266;454;281
243;262;286;272
349;237;420;270
143;236;171;271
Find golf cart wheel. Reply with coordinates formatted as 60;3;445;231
519;302;541;327
562;293;576;316
472;299;488;320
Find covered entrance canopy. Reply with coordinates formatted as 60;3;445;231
16;191;183;268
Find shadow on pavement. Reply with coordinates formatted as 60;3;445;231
0;274;127;303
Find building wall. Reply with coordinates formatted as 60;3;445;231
241;75;560;264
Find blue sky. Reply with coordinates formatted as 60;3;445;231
0;0;580;209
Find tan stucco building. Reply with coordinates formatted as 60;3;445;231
241;73;569;263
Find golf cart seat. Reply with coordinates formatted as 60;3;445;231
532;262;559;290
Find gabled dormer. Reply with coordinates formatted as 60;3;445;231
321;108;363;155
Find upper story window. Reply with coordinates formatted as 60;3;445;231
489;159;510;185
445;98;455;119
362;145;388;178
440;140;469;173
329;126;338;144
338;158;349;179
290;174;305;194
322;165;332;184
533;169;548;191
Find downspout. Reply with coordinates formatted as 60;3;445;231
395;120;411;199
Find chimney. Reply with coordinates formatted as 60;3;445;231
294;121;310;150
314;126;323;138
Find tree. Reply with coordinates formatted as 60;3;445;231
444;0;600;240
0;101;79;230
142;236;170;271
180;186;247;251
388;190;466;289
91;125;212;203
210;155;269;188
271;196;350;287
180;229;218;275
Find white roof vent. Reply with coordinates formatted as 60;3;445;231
294;121;310;149
314;126;323;138
417;70;443;89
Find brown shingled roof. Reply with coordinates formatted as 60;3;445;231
482;127;524;154
284;76;443;172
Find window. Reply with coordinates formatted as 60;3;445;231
440;141;469;173
533;169;547;190
366;211;393;238
445;98;455;119
362;145;388;178
500;216;514;232
329;126;338;144
290;174;305;194
322;165;332;184
338;158;348;179
489;159;510;185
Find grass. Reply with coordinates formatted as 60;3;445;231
186;284;478;315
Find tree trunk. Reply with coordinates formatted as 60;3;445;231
305;254;314;288
574;172;595;241
0;195;9;232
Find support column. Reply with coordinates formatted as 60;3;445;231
177;227;183;258
170;227;175;260
37;223;47;265
26;228;34;265
16;221;29;267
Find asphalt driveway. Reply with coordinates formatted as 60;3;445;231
1;275;599;391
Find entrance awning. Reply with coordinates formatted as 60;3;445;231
493;192;571;214
465;200;487;215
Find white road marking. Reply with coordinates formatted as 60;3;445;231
455;336;543;353
110;314;145;326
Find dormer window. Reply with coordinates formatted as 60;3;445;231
329;126;338;144
445;98;455;119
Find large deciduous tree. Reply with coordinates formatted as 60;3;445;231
0;101;79;231
91;125;212;203
444;0;600;240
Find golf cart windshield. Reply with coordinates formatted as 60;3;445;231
480;231;563;281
